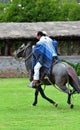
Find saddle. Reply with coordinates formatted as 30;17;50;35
29;67;51;86
40;67;51;85
40;58;58;85
30;58;58;85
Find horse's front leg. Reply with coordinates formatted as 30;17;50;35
38;85;58;107
32;89;39;106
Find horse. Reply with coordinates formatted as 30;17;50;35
14;43;80;109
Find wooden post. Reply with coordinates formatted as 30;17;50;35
4;43;8;56
67;41;71;55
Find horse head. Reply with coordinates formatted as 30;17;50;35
13;43;32;59
13;43;32;77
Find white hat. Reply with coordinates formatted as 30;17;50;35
42;31;48;36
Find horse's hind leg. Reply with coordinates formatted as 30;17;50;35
61;86;74;108
67;90;76;109
38;85;58;107
32;89;39;106
67;94;74;109
58;85;74;108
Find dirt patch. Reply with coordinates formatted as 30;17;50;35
0;69;28;78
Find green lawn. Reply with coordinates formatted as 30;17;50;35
0;78;80;130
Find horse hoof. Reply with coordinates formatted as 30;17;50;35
70;104;74;109
32;103;36;106
54;103;58;107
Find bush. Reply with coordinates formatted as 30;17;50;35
62;59;80;76
74;63;80;76
0;2;7;18
0;0;80;22
59;3;80;21
71;63;80;76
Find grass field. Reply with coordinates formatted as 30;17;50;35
0;78;80;130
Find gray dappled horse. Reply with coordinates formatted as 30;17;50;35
15;44;80;108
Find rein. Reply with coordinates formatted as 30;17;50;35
20;44;31;52
25;52;32;61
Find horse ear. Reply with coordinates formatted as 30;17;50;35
21;44;25;48
32;45;35;48
26;42;32;48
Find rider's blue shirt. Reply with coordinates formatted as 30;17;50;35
52;39;60;61
32;37;59;72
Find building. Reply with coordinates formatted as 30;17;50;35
0;22;80;56
0;22;80;77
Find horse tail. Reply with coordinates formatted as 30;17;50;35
67;66;80;93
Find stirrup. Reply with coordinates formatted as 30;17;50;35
28;81;40;88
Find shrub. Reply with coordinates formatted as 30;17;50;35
0;0;80;22
74;63;80;76
62;59;80;76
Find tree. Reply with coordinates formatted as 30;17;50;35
0;0;80;22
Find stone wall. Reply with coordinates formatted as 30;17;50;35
0;56;27;78
0;56;80;78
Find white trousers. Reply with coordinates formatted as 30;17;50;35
33;62;42;80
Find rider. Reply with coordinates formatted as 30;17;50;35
29;31;60;88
